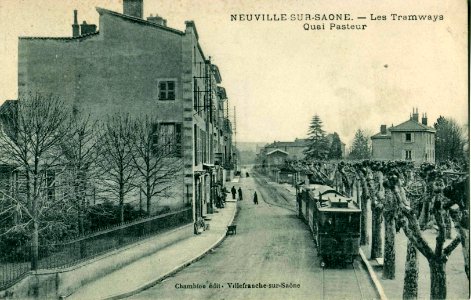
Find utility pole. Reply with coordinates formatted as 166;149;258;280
233;106;238;172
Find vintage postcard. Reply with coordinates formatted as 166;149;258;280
0;0;468;299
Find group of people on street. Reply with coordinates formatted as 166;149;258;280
231;186;258;205
231;186;243;201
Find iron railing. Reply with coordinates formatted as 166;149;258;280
0;207;192;290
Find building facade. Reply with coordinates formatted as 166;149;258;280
371;109;435;163
16;0;234;223
258;136;345;163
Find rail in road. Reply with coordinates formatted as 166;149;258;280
321;261;368;300
252;172;379;300
252;172;297;213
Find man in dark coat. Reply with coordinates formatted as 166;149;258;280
253;191;258;205
231;186;236;200
238;187;243;201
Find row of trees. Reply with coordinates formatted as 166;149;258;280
0;94;182;269
304;114;468;162
311;160;468;299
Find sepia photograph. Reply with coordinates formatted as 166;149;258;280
0;0;469;299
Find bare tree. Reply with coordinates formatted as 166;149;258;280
354;164;370;246
131;117;182;215
60;109;98;235
391;171;464;299
97;114;136;223
0;93;72;270
368;167;384;260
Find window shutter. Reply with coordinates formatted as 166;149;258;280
402;150;406;160
411;133;414;143
402;134;406;142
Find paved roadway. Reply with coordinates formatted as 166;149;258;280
129;173;378;300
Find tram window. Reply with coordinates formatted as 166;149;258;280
335;213;359;232
319;213;335;233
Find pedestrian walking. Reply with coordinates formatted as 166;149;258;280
238;187;243;201
231;186;236;200
253;191;258;205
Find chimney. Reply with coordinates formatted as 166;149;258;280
72;10;80;37
380;125;387;134
422;113;428;126
185;20;199;40
147;14;167;26
80;21;97;35
412;107;419;122
123;0;143;18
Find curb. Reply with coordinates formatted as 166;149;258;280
103;203;239;300
358;248;388;300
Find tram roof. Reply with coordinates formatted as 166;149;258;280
317;201;361;212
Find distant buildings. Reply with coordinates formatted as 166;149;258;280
12;0;235;222
260;136;345;161
256;135;345;183
371;108;435;163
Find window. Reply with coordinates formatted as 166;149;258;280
193;78;200;112
405;150;412;160
153;123;182;157
159;81;176;100
405;133;412;142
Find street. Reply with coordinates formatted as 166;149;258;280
129;172;378;300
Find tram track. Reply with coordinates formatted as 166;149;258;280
252;173;297;213
321;260;366;300
251;172;375;299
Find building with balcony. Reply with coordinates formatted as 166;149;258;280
15;0;234;225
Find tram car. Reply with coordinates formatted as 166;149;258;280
297;184;361;266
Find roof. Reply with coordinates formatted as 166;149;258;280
372;118;435;139
266;149;289;156
96;7;184;36
217;86;227;100
266;139;309;148
371;130;391;139
389;119;436;132
19;31;100;41
211;64;222;83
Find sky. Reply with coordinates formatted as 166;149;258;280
0;0;468;147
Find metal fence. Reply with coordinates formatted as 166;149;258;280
0;207;192;290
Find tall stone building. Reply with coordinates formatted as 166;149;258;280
371;108;435;163
16;0;234;222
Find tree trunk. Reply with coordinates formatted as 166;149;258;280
146;184;152;216
429;259;447;300
78;208;87;259
139;188;143;216
371;205;383;259
359;179;369;245
444;211;452;239
383;209;396;279
31;220;39;270
419;188;432;230
403;240;419;299
459;227;470;280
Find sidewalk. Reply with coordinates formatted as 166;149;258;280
362;228;469;300
67;202;237;300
